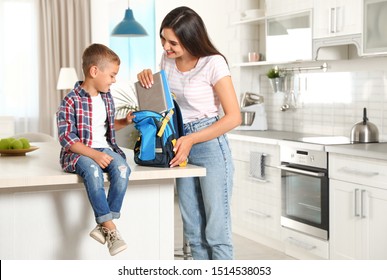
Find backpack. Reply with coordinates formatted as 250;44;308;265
132;100;185;167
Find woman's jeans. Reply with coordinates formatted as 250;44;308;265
75;148;131;224
176;116;234;260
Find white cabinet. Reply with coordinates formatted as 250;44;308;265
229;138;283;250
329;153;387;260
363;0;387;55
313;0;362;39
266;0;313;16
266;11;312;62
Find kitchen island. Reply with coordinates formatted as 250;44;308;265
0;141;206;260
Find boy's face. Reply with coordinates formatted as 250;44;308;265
94;61;119;93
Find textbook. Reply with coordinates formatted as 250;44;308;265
134;70;174;113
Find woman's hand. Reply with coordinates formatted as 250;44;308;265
169;135;194;168
137;69;154;88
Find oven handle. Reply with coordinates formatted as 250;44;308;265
278;165;326;177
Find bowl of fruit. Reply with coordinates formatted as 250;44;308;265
0;137;38;156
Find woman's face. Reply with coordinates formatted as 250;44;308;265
160;28;186;59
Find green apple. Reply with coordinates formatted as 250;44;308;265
10;139;23;149
19;137;30;149
0;138;12;149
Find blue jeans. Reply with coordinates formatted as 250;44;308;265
75;148;131;224
176;117;234;260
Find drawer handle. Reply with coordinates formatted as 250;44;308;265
287;237;316;251
247;209;271;218
248;176;268;183
339;167;379;177
361;189;366;218
354;188;360;217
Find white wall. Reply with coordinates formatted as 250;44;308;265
154;0;231;68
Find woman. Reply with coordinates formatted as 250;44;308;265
137;6;241;260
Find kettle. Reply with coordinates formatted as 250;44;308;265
350;108;379;143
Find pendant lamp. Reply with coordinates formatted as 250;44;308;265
111;1;147;37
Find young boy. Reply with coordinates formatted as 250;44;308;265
57;43;134;256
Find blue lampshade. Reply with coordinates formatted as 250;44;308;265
111;8;148;37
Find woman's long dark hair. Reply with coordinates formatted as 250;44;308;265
160;6;227;63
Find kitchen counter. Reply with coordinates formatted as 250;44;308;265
0;141;206;189
229;130;387;160
326;142;387;160
0;141;205;260
228;130;319;144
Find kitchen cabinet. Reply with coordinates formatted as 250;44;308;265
266;10;312;62
266;0;313;16
229;138;283;251
329;153;387;260
313;0;362;39
362;0;387;55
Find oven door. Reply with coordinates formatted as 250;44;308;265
279;163;329;240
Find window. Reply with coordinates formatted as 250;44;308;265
0;0;38;133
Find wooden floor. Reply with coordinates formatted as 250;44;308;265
173;195;293;260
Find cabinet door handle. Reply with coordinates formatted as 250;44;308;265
329;7;336;33
354;188;360;217
287;237;316;251
361;190;366;218
247;209;271;218
339;167;379;177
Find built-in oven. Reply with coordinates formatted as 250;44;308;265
278;145;329;240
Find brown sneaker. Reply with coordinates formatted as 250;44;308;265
89;225;108;244
106;229;127;256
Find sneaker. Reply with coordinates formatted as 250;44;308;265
106;229;127;256
89;225;108;244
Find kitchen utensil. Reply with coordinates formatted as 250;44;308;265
241;111;255;125
241;92;264;107
350;108;379;143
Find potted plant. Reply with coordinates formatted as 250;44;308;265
110;83;139;149
266;67;285;93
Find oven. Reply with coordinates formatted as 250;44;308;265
278;145;329;240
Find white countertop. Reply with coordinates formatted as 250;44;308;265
228;130;387;160
0;141;206;189
228;130;320;144
326;142;387;160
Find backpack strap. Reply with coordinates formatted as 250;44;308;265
157;109;174;137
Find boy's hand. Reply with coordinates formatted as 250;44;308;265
126;111;135;124
93;150;113;169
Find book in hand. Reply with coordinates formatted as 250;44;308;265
134;70;173;113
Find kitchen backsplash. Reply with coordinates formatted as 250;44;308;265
233;56;387;141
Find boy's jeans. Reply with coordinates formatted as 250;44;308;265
75;148;131;224
176;117;234;260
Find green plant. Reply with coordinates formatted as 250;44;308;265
111;83;139;119
266;67;284;79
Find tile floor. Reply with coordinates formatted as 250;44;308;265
173;195;293;260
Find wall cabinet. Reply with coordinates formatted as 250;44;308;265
266;11;312;62
266;0;313;16
313;0;362;39
329;153;387;260
363;0;387;55
229;137;283;250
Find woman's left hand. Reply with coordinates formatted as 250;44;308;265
169;135;194;167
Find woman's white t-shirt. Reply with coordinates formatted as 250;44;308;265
160;53;231;123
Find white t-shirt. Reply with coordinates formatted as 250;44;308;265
160;54;231;123
91;95;110;148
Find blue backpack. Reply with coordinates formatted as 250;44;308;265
132;100;185;167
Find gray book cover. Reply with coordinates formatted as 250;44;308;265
135;72;168;113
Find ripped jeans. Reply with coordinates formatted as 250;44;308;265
75;148;131;224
